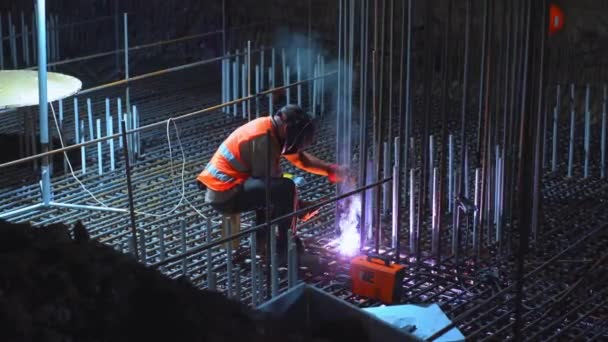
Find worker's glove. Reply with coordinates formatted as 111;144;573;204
327;164;350;183
298;199;321;222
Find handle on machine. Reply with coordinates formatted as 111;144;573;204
366;252;391;267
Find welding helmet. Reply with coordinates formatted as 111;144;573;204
276;104;316;155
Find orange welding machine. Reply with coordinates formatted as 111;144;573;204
350;254;406;304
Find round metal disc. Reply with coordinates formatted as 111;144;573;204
0;70;82;110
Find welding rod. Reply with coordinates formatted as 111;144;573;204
552;84;560;171
568;83;575;177
602;84;607;178
584;84;590;178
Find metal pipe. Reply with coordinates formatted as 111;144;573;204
120;118;138;260
35;1;50;205
568;83;575;177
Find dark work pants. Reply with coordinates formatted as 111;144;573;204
210;177;297;255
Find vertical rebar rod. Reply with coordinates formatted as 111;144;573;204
287;230;297;288
431;167;439;255
448;134;454;211
387;0;394;169
265;130;275;299
225;219;233;298
9;12;17;68
268;67;273;114
242;63;247;117
24;24;29;67
109;116;115;171
74;98;79;147
476;0;489;155
602;84;607;178
233;61;238;115
180;220;187;277
584;84;590;178
255;65;260;117
96;119;102;175
358;0;368;249
20;12;26;66
409;168;415;254
250;224;257;305
383;141;390;214
0;15;4;69
296;48;301;106
552;84;560;171
59;99;66;173
459;0;471;201
123;13;130;114
247;40;251;121
391;137;399;250
117;98;123;148
568;83;575;177
473;168;481;256
206;219;216;290
260;48;265;91
80;122;86;174
120;119;138;260
114;0;119;73
429;135;434;203
222;0;226;54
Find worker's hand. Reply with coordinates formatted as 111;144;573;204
327;164;350;183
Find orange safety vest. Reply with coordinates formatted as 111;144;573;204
197;117;275;191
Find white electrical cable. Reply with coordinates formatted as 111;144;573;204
49;101;208;219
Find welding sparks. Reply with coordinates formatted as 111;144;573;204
337;193;361;256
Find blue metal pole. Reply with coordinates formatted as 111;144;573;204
36;0;51;205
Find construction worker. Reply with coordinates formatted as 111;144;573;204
197;104;348;260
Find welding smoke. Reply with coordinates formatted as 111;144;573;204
336;180;362;256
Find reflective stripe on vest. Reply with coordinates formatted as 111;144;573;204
204;163;235;183
218;143;247;172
